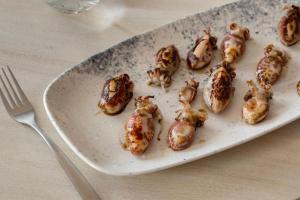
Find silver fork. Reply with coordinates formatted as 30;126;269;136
0;66;101;200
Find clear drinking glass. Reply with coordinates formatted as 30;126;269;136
46;0;100;14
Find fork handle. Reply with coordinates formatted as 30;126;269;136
30;122;101;200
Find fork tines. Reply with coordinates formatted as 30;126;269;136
0;66;29;110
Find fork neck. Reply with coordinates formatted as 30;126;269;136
18;112;54;150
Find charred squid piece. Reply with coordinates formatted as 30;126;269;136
297;81;300;96
156;45;181;73
278;5;300;46
220;23;250;64
147;45;181;89
179;79;199;104
168;101;207;151
187;29;218;70
242;80;272;125
256;44;289;87
147;68;172;88
203;61;236;113
98;74;134;115
123;96;163;155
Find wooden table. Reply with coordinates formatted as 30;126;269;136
1;0;300;199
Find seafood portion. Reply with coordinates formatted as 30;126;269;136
220;23;250;64
123;96;163;155
147;68;171;88
147;45;181;89
168;80;207;151
179;79;199;103
155;45;181;73
203;61;236;113
187;29;217;70
242;80;272;124
98;74;134;115
278;5;300;46
168;101;207;151
256;44;289;87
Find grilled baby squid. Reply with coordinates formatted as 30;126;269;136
256;44;289;87
203;61;236;113
242;80;272;125
147;45;181;89
123;96;163;155
278;5;300;46
98;74;134;115
168;97;207;151
168;104;207;151
179;79;199;103
187;29;217;70
221;23;250;64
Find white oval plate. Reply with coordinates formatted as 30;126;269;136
44;0;300;176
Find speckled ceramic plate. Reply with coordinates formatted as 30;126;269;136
44;0;300;176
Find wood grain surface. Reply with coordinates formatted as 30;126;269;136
0;0;300;199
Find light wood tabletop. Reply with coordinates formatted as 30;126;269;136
1;0;300;199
